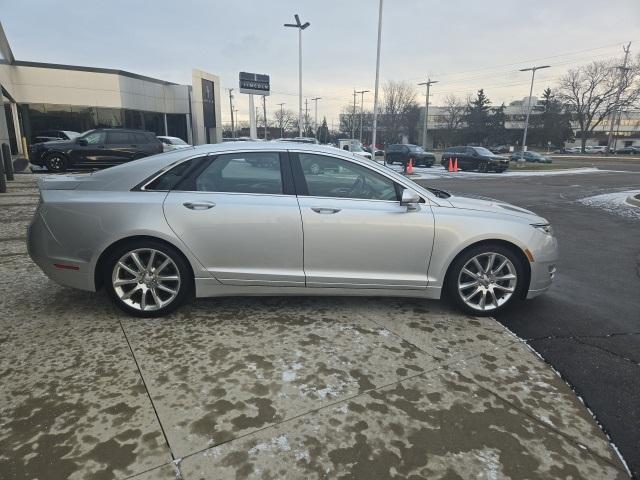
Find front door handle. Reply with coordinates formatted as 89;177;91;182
183;201;216;210
311;207;341;214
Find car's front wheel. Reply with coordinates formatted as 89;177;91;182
445;244;525;316
105;240;192;317
45;153;68;172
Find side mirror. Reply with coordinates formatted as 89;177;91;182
77;138;88;146
400;188;420;210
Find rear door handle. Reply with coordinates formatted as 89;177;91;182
311;207;341;214
183;201;216;210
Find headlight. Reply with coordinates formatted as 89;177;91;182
531;223;553;235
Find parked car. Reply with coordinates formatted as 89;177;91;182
157;136;191;152
441;146;510;172
510;151;552;163
338;139;372;159
32;130;80;144
489;145;510;154
385;144;436;167
29;128;164;172
28;143;557;318
614;146;640;154
585;145;608;154
564;146;583;153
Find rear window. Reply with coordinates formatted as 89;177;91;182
144;157;201;190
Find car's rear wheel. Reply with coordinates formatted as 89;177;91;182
45;153;68;172
445;244;525;316
105;240;192;317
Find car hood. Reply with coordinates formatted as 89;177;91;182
446;193;546;222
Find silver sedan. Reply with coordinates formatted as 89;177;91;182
27;143;558;317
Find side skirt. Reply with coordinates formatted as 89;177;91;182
194;278;442;300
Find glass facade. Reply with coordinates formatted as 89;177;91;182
18;103;189;144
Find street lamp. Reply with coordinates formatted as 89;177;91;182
371;0;384;164
418;79;437;150
284;14;310;138
519;65;550;160
356;90;370;143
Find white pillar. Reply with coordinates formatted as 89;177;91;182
10;103;23;154
249;94;257;139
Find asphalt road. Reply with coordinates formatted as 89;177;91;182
417;159;640;477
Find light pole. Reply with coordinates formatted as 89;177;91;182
284;14;310;138
311;97;321;137
234;109;239;136
356;90;370;143
227;88;235;139
351;90;357;140
371;0;384;164
519;65;549;160
418;79;437;149
277;102;285;138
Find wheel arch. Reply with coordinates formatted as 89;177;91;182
442;239;531;299
94;235;195;291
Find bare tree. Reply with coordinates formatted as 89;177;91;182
272;108;298;137
440;94;465;146
381;81;418;142
558;58;640;152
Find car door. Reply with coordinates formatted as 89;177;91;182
71;130;109;166
292;152;435;289
162;151;305;286
104;131;137;164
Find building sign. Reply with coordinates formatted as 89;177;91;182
202;78;216;128
239;72;270;96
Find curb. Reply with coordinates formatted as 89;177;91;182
625;193;640;207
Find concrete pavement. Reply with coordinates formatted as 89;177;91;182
0;175;629;479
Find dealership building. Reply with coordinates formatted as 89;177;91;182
0;23;222;157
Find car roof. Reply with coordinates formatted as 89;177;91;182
80;142;443;203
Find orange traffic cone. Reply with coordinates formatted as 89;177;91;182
407;158;414;174
454;158;459;172
448;158;453;172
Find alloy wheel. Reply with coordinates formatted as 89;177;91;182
112;248;181;312
457;252;517;312
47;156;65;172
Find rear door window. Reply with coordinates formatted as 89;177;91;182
194;152;284;195
107;132;131;145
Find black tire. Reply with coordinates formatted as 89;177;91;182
445;243;526;316
104;239;193;317
45;153;68;173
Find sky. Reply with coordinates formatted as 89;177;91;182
3;0;639;126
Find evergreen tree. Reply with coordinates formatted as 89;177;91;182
488;103;508;145
316;117;329;144
539;88;574;148
465;89;492;144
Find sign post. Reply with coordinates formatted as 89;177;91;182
239;72;270;140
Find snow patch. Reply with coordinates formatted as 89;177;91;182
577;189;640;220
249;435;292;455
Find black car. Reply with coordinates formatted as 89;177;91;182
32;130;80;144
385;144;436;167
441;146;509;172
29;129;163;172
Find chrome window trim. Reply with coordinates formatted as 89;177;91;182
288;149;434;204
140;149;289;194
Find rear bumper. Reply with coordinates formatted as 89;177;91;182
27;209;95;292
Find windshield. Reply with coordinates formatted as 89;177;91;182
408;145;424;152
351;144;365;152
473;147;495;156
170;137;188;145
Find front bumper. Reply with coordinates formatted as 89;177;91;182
526;260;557;298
